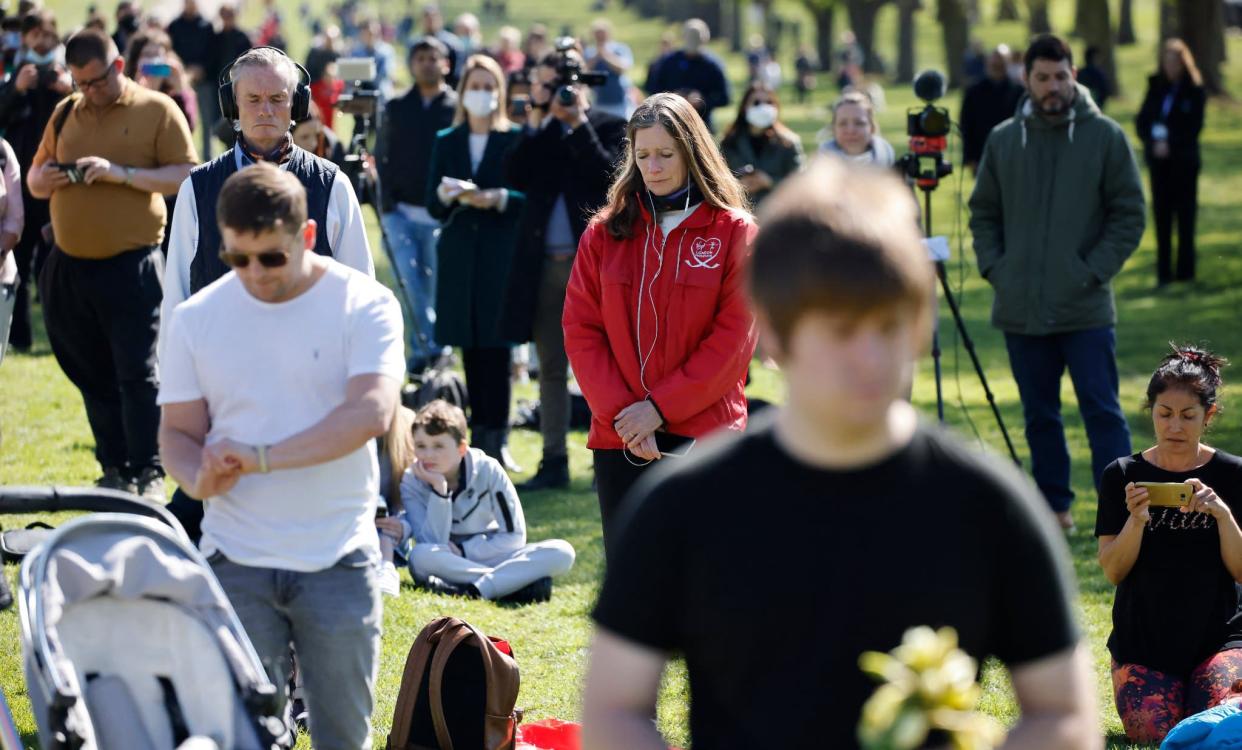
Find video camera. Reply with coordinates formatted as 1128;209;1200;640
546;37;607;107
335;57;381;121
897;70;953;191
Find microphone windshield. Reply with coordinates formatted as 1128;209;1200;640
913;69;947;102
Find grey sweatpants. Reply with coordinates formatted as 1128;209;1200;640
408;540;575;599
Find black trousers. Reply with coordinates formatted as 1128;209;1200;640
167;487;203;545
461;346;511;430
6;197;49;350
593;449;658;564
1149;157;1200;282
39;245;163;475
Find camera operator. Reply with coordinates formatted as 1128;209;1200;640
0;8;69;352
503;44;625;491
375;35;457;375
162;46;374;541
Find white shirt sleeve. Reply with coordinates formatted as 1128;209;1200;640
347;283;405;380
328;174;376;278
159;177;199;365
156;306;203;405
0;140;24;239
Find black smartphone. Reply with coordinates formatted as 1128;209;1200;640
654;431;696;458
375;505;388;519
51;162;83;183
509;95;530;119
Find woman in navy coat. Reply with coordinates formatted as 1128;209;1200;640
426;54;525;463
1136;38;1206;285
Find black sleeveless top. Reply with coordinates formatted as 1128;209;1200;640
188;145;337;294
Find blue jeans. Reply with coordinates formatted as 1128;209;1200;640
381;208;440;369
209;547;382;750
1004;327;1132;513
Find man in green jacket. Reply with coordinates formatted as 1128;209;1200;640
970;34;1145;531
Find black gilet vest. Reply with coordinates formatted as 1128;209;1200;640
188;146;338;294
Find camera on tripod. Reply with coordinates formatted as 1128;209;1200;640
546;37;607;107
897;70;953;191
335;57;381;120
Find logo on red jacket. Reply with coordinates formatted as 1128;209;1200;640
686;237;722;269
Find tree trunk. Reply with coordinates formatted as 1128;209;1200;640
847;0;887;73
938;0;968;89
810;3;835;72
1027;0;1051;33
1073;0;1088;36
896;0;918;83
996;0;1019;21
726;0;744;52
1176;0;1227;94
1117;0;1136;44
1079;0;1116;92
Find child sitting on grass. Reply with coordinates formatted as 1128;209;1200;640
396;399;575;603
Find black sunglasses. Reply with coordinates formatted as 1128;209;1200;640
218;249;290;269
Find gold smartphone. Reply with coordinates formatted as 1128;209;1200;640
1137;481;1193;507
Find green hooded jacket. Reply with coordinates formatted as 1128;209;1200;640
969;84;1145;335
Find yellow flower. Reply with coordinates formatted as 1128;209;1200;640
858;626;1006;750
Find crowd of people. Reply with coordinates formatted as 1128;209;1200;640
0;0;1228;745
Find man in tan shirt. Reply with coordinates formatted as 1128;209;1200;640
28;28;195;500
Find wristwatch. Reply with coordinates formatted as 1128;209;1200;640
124;166;135;186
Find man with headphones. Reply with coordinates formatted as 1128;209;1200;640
160;46;374;543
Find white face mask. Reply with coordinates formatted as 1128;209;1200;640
462;90;499;118
745;103;778;129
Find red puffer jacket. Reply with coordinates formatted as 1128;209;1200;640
563;200;758;450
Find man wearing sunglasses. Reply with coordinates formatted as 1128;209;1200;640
27;28;197;501
161;46;373;542
159;163;403;749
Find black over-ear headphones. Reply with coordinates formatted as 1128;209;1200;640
218;46;312;123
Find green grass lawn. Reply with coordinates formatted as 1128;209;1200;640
3;0;1242;747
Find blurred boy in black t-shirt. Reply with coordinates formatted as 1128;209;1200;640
582;158;1101;750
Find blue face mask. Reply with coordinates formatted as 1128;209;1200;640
22;47;56;66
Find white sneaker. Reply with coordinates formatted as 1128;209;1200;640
378;561;401;597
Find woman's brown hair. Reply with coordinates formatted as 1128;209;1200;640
597;92;751;240
1162;37;1203;88
383;405;416;508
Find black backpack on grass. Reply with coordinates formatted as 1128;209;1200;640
387;616;520;750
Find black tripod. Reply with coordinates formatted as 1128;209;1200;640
918;184;1021;466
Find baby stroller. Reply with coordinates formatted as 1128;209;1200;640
1;486;289;750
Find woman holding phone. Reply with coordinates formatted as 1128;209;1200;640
424;54;525;467
123;29;197;131
1096;346;1242;743
563;93;757;559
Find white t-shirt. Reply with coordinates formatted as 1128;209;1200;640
158;260;406;572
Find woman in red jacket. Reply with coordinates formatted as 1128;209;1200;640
563;92;758;558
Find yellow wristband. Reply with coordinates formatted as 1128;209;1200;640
256;444;269;474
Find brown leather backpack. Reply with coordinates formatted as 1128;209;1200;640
387;616;520;750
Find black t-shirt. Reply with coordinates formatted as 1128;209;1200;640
593;415;1080;750
1095;450;1242;675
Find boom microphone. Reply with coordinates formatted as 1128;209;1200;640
912;69;946;103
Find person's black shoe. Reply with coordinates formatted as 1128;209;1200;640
423;575;481;598
499;577;553;605
516;456;569;492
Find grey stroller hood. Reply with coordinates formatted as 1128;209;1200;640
19;513;287;750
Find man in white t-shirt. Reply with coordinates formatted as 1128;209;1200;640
157;163;404;750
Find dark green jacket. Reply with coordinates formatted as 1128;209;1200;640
426;124;525;347
969;85;1145;335
720;129;804;205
